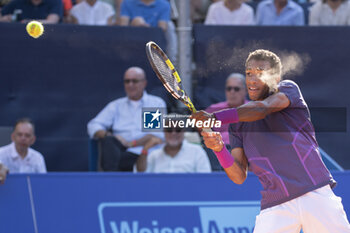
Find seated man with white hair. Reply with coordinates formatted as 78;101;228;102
136;118;211;173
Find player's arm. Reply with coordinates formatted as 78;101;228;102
237;92;290;122
191;92;290;124
201;132;248;184
224;147;248;184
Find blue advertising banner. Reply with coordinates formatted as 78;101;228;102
98;201;259;233
0;172;349;233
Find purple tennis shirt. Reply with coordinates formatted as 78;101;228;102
229;80;335;210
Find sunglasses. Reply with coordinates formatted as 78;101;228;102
124;79;143;84
225;86;241;92
164;128;184;133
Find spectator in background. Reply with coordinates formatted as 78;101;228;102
191;0;214;23
0;0;62;23
204;0;255;25
0;0;11;14
206;73;247;145
205;73;247;171
118;0;170;31
0;118;47;174
87;66;167;171
309;0;350;25
136;122;211;173
100;0;123;18
256;0;304;25
62;0;72;22
68;0;115;25
118;0;177;66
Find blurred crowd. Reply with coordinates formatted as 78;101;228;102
0;0;349;26
0;65;250;180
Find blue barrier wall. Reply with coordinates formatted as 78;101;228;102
193;25;350;169
0;172;349;233
0;23;173;171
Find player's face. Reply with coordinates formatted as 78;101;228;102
245;59;271;101
124;70;146;101
11;123;36;150
225;77;246;107
165;128;184;147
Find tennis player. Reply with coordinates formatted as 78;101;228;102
192;49;350;232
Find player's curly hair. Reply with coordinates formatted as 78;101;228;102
245;49;282;77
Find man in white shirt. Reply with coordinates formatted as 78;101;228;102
136;124;211;173
256;0;305;25
69;0;115;25
205;0;255;25
309;0;350;25
0;118;47;175
87;66;166;171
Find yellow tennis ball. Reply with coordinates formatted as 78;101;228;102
26;21;44;39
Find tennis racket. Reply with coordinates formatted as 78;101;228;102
146;41;196;113
146;41;212;132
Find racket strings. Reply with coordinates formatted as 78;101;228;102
152;48;182;96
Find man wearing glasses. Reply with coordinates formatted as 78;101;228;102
135;123;211;173
87;66;166;171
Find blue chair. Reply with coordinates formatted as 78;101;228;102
88;139;99;171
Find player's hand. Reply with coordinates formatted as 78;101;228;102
190;110;215;128
201;131;224;152
0;163;9;185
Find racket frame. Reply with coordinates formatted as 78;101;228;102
146;41;196;113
